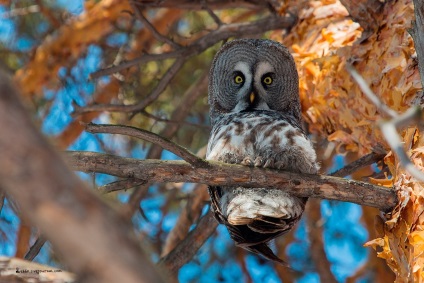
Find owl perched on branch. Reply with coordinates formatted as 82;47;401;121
206;39;319;264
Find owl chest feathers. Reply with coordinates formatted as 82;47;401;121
207;111;317;175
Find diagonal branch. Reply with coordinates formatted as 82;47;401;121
0;71;165;283
130;3;181;49
347;64;424;181
66;151;397;212
75;57;186;114
346;64;398;118
158;210;217;274
85;123;209;168
89;14;296;79
330;151;386;178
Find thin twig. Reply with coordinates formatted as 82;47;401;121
130;2;181;49
89;14;296;79
98;178;147;194
66;151;397;211
380;121;424;182
346;64;399;118
24;236;47;261
201;0;223;27
330;151;386;178
85;123;209;168
120;184;150;219
146;70;209;159
0;191;4;216
77;57;186;114
141;110;210;129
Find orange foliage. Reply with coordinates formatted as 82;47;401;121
14;0;131;97
279;0;424;280
281;0;421;155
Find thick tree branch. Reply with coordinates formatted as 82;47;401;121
158;211;217;274
0;71;165;283
161;185;209;257
306;200;338;283
66;151;397;212
85;123;209;168
410;0;424;87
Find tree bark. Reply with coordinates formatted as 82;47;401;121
0;71;165;283
66;151;397;212
339;0;384;38
410;0;424;87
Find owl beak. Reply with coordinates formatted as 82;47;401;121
249;92;255;104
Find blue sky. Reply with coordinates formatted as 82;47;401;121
0;2;375;282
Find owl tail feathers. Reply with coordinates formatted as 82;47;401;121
244;243;289;266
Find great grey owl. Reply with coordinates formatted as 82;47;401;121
206;39;319;264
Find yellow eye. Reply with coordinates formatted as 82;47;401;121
263;76;272;85
234;75;244;84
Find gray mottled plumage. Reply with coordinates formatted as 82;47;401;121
206;39;319;264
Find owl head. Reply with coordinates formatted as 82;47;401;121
208;39;300;124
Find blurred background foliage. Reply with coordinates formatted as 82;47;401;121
1;0;420;282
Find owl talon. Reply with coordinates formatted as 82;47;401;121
275;161;287;170
241;157;254;167
254;157;264;167
263;159;274;168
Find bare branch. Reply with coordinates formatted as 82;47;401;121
0;71;165;283
330;151;386;178
306;200;338;283
140;110;210;129
201;0;224;27
161;185;209;256
98;178;147;194
24;236;46;261
77;57;186;114
120;183;150;219
147;70;209;159
156;148;396;273
85;123;209;168
347;64;424;182
346;64;398;118
409;0;424;87
380;120;424;182
89;14;296;79
133;0;276;10
339;0;383;39
158;211;217;274
130;3;181;49
66;151;397;212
